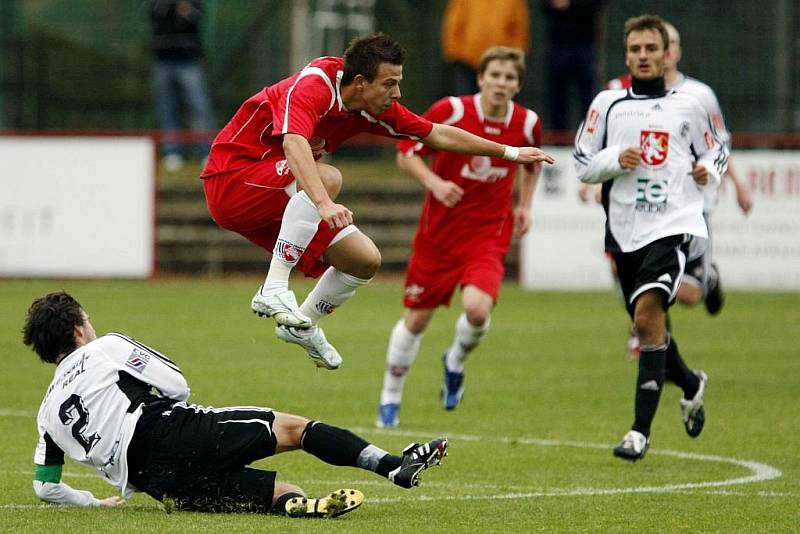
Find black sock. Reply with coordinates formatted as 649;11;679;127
664;336;700;399
632;343;667;437
270;492;304;515
301;421;370;467
376;454;402;478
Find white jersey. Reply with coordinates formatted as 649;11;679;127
34;333;190;497
573;85;728;253
671;73;731;212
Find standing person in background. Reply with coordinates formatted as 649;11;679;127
376;47;543;428
202;33;554;371
540;0;606;131
147;0;215;171
574;15;727;460
441;0;530;96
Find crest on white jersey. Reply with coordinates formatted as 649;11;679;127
640;130;669;167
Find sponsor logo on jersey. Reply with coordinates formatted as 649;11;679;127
484;126;502;135
650;103;663;111
405;284;425;302
275;159;290;176
585;109;600;133
460;156;509;183
635;177;668;213
125;348;151;373
315;299;337;315
640;130;669;167
275;239;304;263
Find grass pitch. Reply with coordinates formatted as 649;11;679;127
1;278;798;532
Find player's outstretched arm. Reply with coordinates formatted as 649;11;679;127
422;123;554;165
395;152;463;207
33;464;124;507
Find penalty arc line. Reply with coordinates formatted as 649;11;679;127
350;426;783;501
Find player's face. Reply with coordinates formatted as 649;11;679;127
478;59;520;107
360;63;403;116
625;29;667;80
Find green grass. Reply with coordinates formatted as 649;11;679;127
1;278;798;532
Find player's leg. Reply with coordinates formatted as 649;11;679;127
300;230;381;324
272;230;379;370
613;237;695;460
377;308;435;428
441;285;493;410
441;252;503;410
677;235;707;306
272;413;448;489
256;163;344;328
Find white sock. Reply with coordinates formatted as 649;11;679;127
262;191;320;295
445;313;490;373
299;267;372;325
380;319;422;405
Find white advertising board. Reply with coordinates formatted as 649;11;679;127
521;148;800;290
0;136;155;278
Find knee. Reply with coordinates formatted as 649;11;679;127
274;413;310;448
464;304;491;327
319;166;343;198
404;313;431;335
350;241;381;279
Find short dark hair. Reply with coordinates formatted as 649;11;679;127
22;291;84;363
342;32;406;86
624;14;669;51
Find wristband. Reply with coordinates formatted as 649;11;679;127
502;145;520;162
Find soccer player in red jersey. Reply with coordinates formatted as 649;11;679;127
202;34;553;370
376;47;544;427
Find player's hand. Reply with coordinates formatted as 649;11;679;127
691;163;709;186
516;147;555;165
618;147;641;170
735;182;753;214
431;179;464;208
98;496;126;507
318;201;353;229
513;206;530;236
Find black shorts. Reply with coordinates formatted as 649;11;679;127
127;402;278;513
612;235;690;317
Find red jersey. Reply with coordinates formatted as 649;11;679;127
202;56;433;183
605;73;632;90
397;94;541;258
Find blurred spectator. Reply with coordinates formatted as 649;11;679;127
441;0;530;96
540;0;606;131
147;0;215;171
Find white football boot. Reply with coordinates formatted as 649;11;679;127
251;287;312;329
275;325;342;370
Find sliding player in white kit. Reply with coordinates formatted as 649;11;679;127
574;15;728;460
25;292;447;517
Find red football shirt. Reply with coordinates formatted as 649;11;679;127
397;94;541;258
202;56;433;184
